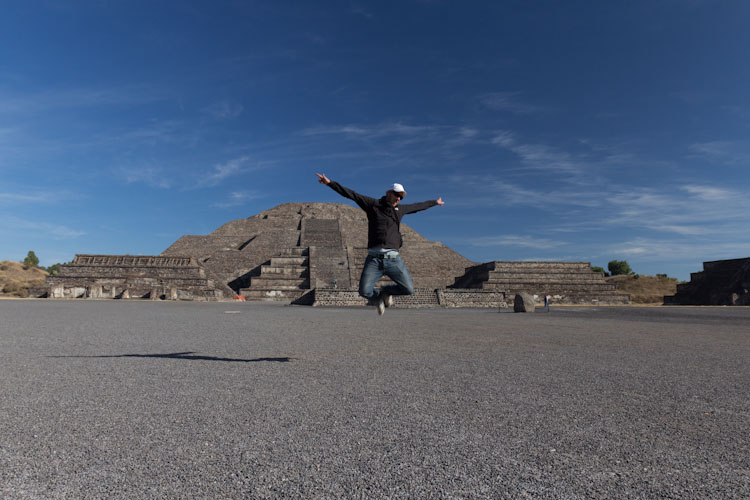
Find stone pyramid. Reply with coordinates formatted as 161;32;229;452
161;202;474;301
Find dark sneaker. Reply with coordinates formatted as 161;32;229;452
376;295;386;315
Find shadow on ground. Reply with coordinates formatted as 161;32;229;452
48;352;294;363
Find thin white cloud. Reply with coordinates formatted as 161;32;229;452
351;5;374;18
469;235;567;249
112;120;191;146
480;92;541;114
302;122;442;141
199;156;274;188
490;130;583;174
120;165;172;189
212;190;261;208
0;84;169;115
0;189;82;204
688;141;747;165
203;100;244;119
449;174;602;208
608;237;750;262
206;156;250;185
681;184;735;201
0;192;53;203
1;216;85;239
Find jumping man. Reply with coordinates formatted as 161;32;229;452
316;173;445;315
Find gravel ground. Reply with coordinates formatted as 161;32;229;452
0;300;748;499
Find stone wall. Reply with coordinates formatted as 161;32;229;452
438;289;507;308
310;288;506;308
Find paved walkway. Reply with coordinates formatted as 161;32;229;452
1;301;748;499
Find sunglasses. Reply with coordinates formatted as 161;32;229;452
391;191;404;200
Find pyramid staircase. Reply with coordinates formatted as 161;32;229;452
238;247;310;301
451;261;630;304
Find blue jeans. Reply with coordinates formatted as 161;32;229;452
358;254;415;300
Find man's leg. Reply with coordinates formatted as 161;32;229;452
358;255;384;301
381;254;415;296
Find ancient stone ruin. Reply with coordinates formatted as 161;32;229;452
46;254;222;301
664;257;750;305
45;202;631;306
452;261;630;305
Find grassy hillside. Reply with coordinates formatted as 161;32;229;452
606;274;680;304
0;261;48;298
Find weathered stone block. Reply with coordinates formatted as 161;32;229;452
514;292;535;313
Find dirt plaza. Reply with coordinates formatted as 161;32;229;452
1;300;748;499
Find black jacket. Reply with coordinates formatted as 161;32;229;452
327;181;438;249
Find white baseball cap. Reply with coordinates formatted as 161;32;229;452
390;183;406;196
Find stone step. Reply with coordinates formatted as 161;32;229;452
270;256;308;266
485;272;604;281
279;247;308;256
675;283;698;293
544;293;632;305
260;265;308;276
239;288;308;301
488;278;615;289
490;261;592;271
249;277;309;289
481;282;617;292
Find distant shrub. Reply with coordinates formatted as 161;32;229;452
608;260;632;276
0;264;7;271
656;273;668;279
23;251;39;270
591;266;609;276
46;263;62;276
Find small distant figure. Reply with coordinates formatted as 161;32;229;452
545;295;550;312
316;173;444;315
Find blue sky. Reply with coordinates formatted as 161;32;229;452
1;1;749;280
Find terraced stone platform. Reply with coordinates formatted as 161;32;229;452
665;257;750;305
46;254;222;301
451;261;631;305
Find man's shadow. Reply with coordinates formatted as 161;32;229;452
49;352;294;363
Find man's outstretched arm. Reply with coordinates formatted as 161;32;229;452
399;197;445;215
315;173;376;211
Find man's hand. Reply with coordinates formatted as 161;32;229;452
316;173;331;185
436;197;445;205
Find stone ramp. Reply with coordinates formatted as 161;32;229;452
452;261;630;305
664;257;750;305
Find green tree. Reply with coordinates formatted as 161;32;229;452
46;263;62;275
608;259;632;276
23;250;39;269
591;265;609;276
